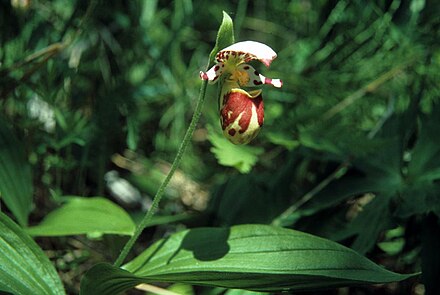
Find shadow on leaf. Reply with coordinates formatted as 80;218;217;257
168;227;231;262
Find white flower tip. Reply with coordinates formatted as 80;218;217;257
271;79;283;88
199;71;208;80
258;73;283;88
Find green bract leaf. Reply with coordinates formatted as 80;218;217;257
208;127;264;173
0;116;33;226
26;197;136;237
209;11;234;63
80;225;414;294
0;212;65;295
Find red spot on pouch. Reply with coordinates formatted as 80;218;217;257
228;129;236;136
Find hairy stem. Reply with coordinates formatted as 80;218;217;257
114;77;208;267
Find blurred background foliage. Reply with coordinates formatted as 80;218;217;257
1;0;439;294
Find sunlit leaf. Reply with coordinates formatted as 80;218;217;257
167;283;194;295
0;212;65;295
208;127;264;173
80;224;415;295
26;197;135;237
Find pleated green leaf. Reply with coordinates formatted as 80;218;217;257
0;212;65;295
80;224;415;295
0;116;33;226
208;127;264;173
26;197;136;237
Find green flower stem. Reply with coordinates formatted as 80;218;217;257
114;76;209;268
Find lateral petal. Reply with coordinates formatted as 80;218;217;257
199;62;224;83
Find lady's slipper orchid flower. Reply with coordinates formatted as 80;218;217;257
200;41;282;144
